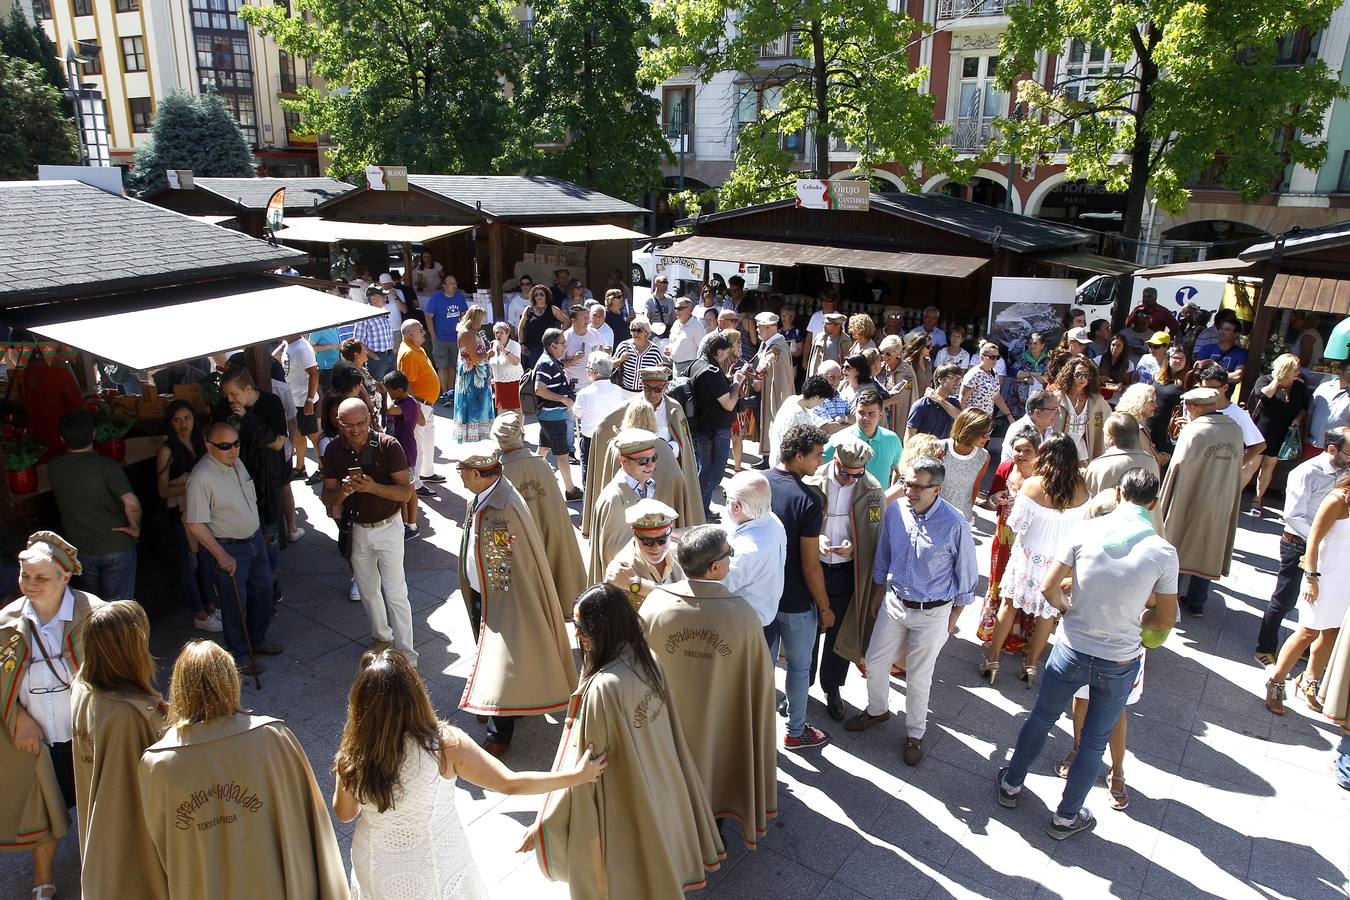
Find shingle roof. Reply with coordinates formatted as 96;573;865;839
189;176;355;210
405;175;648;220
1241;219;1350;261
0;180;305;307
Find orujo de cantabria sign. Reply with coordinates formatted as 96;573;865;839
795;179;869;212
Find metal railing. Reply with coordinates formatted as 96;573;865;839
945;115;996;150
936;0;1018;19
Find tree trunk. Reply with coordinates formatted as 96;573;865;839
1119;24;1159;262
811;19;830;180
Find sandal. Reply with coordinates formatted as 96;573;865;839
977;659;999;685
1296;674;1324;713
1265;679;1287;716
1055;750;1077;779
32;885;56;900
891;664;906;678
1107;775;1130;811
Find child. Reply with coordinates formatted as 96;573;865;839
382;370;424;539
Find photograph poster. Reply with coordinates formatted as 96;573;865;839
986;277;1078;356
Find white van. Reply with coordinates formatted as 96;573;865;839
632;237;763;291
1075;273;1259;324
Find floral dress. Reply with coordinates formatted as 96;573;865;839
1002;491;1089;620
453;331;496;443
977;461;1033;651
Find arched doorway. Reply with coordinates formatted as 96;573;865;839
940;175;1008;210
1032;178;1127;231
1160;219;1268;260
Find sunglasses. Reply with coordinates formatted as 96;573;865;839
209;439;240;450
629;454;658;467
636;533;671;547
713;546;735;562
837;469;865;481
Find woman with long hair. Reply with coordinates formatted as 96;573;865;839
980;434;1089;685
941;408;992;523
975;426;1043;656
520;284;558;370
1149;344;1193;463
335;649;604;899
1012;332;1050;418
71;601;167;900
156;400;218;631
1098;333;1137;396
1053;356;1113;461
452;304;496;442
1250;352;1309;515
526;585;725;898
840;352;883;408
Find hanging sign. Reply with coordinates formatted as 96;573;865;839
365;165;408;192
264;187;285;234
795;178;869;212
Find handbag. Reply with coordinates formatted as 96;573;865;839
1278;425;1301;461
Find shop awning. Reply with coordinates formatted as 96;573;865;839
273;218;471;244
1264;274;1350;315
657;235;987;279
1031;250;1138;276
27;280;384;371
518;224;649;243
1134;258;1256;278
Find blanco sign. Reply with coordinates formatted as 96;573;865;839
365;165;408;191
795;178;869;212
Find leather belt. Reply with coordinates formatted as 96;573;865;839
354;513;399;529
1281;531;1307;546
901;597;952;610
821;561;852;570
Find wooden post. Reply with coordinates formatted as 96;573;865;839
246;343;273;395
1240;237;1287;404
489;221;505;322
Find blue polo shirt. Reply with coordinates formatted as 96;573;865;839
1196;342;1248;375
906;395;961;439
426;290;468;342
823;423;903;486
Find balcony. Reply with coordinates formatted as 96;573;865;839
663;121;694;156
936;0;1020;21
755;33;803;59
944;115;996;151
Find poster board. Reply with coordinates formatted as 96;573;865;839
986;277;1077;355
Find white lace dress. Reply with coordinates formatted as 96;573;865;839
349;740;491;900
1004;493;1089;619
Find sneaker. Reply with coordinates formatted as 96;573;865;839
415;485;436;498
996;767;1020;808
844;710;891;732
404;525;419;541
194;613;223;633
287;527;305;542
422;473;447;483
783;723;830;751
565;487;584;502
1046;808;1096;840
349;580;362;603
903;737;925;767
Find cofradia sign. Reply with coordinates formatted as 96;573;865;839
795;179;869;212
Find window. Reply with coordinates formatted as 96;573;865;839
116;0;140;11
81;49;102;76
72;0;93;16
121;36;147;72
736;85;804;157
191;0;248;32
32;0;53;19
1337;150;1350;194
663;86;694;142
1057;40;1125;146
951;54;1005;149
129;97;153;132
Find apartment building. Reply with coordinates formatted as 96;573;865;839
21;0;320;175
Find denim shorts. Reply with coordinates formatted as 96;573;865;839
537;411;575;456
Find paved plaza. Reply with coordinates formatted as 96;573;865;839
4;416;1348;900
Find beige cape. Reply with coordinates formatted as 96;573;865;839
1084;446;1162;531
754;334;795;466
1158;412;1243;579
1319;603;1350;734
589;475;640;584
459;477;579;716
639;579;778;847
71;683;168;900
534;649;725;898
803;466;886;665
501;446;588;619
1056;392;1116;461
881;360;922;437
137;714;349;900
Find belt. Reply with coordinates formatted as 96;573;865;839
216;535;256;545
900;597;952;610
353;513;399;529
1281;531;1307;546
821;560;853;571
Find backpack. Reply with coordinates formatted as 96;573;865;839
670;359;708;427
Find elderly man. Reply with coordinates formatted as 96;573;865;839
638;367;702;524
1196;364;1265;487
588;301;615;353
320;397;417;663
1308;359;1350;454
589;428;661;582
907;305;947;351
639;524;777;850
605;499;683;605
185;421;283;674
804;289;842;363
824;388;903;488
1085;412;1160;496
722;470;788;633
1158;387;1243;618
396;318;443;491
573;352;628;478
493;411;587;619
752;310;795;468
1000;388;1060;464
811;360;853;434
666;297;705;377
847;456;978;767
807;312;848;376
806;435;886;721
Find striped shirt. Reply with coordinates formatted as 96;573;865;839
872;496;978;606
613;340;666;392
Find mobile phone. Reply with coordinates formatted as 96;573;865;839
347;466;363;479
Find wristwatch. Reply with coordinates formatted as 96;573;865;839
629;579;643;596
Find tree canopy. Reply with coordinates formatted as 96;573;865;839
0;55;77;179
0;7;66;91
127;91;256;195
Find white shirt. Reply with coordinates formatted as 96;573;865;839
284;337;319;405
1218;402;1264;448
488;339;524;383
503;292;529;326
667;316;705;363
1000;414;1057;464
575;380;628;438
908;324;947;349
589;322;615;352
624;474;656;499
19;589;75;745
807;310;827;336
770;400;817;457
723;513;788;626
933;347;971;370
654;401;671;444
564;328;592;383
820;476;855;563
1282;454;1342;539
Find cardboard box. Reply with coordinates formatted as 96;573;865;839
172;382;208;415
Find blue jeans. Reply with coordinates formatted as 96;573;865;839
174;521;210;614
693;428;731;515
1178;574;1212;613
74;550;137;601
1337;733;1350;790
206;530;273;661
1003;643;1141;820
768;608;818;739
366;352;396;382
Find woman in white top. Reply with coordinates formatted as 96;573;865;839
932;324;972;370
335;649;606;900
940;408;992;523
411;251;443;297
489;321;524;413
980;434;1088;686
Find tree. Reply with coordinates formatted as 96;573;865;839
127;91;255;195
0;56;77;179
996;0;1348;255
0;7;66;91
240;0;523;178
642;0;971;209
514;0;669;203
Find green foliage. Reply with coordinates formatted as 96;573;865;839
0;7;66;91
514;0;669;202
240;0;524;178
126;91;256;195
0;56;77;179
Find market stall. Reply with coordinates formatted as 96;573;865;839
145;175;356;239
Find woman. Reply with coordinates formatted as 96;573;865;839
1147;345;1192;463
846;313;878;356
840;353;888;409
156;400;219;632
138;641;347;899
335;338;380;408
1012;332;1051;418
1114;382;1161;463
567;280;588;310
320;366;368;456
1250;352;1309;515
605;288;632;347
526;585;725;898
1;533;101;900
71;601;168;900
520;285;558;371
975;427;1043;658
879;333;926;435
489;321;524;413
1265;472;1350;716
780;305;805;380
933;324;972;370
613;316;666;394
1098;333;1137;398
960;341;1012;420
335;650;604;899
1053;357;1113;461
724;328;755;472
980;434;1089;685
453;304;496;443
940;409;992;523
411;250;443;297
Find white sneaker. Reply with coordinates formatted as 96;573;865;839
288;527;305;542
195;612;224;633
349;580;361;602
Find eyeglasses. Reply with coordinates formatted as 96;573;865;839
637;533;671;547
837;469;865;481
629;454;658;467
713;546;735;562
209;439;240;450
898;479;939;492
337;419;368;429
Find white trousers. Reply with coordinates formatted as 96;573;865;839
350;515;418;666
863;593;951;739
413;401;436;483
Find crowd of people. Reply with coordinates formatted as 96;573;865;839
6;261;1350;899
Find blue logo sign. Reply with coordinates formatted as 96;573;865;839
1174;285;1199;307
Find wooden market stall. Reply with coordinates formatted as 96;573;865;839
144;175;356;239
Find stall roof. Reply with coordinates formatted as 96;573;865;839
0;180;303;308
149;176;355;210
1264;274;1350;315
184;214;239;226
402;175;648;220
658;235;987;280
1031;250;1139;276
519;223;648;243
273;218;471;244
1133;258;1256;278
1241;220;1350;261
26;278;383;371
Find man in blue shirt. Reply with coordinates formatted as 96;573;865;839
425;274;468;399
1194;319;1247;383
845;455;977;767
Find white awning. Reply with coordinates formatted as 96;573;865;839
28;282;384;371
273;218;472;244
184;214;238;226
519;223;648;243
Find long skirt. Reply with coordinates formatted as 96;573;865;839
453;361;496;443
976;514;1035;655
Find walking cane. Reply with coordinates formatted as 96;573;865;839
229;573;263;690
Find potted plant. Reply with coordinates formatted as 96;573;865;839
94;406;137;461
1;429;46;495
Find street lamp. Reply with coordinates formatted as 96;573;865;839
63;39;101;166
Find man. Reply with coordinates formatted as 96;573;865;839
666;297;705;376
1000;388;1060;464
770;375;835;455
1085;413;1160;496
281;333;321;478
645;274;675;330
907;306;947;351
533;328;583;500
811;360;853;433
1195;319;1247;383
451;441;578;757
1158;387;1242;617
1192;307;1237;360
854;270;892;306
805;436;885;721
605;499;683;603
588;302;615;354
395;318;443;494
1129;286;1181;336
638;367;703;525
551;268;573;307
1087;319;1111;361
639;524;777;848
320;398;418;664
997;468;1178;840
1308;359;1350;454
907;363;964;441
807;312;847;376
493;411;587;619
1134;331;1171;384
802;289;841;367
47;411;140;601
1254;427;1350;664
1197;363;1265;486
185;421;283;674
722;470;788;632
377;272;407;332
563;306;595;385
502;278;528;326
217;366;289;585
847;456;978;768
752;311;795;469
589;428;661;582
824;389;902;488
426;274;468;398
767;423;835;750
573;352;628;477
1065;326;1094;359
389;269;421;328
688;332;745;516
354;284;398;381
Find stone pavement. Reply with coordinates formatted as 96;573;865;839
4;416;1349;900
